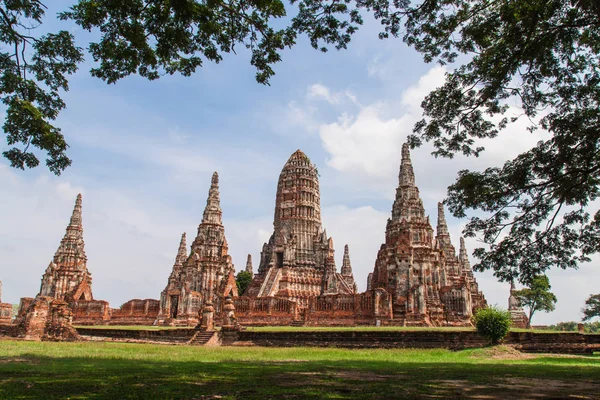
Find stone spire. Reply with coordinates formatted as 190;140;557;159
245;254;253;273
437;202;449;236
436;202;455;254
69;194;83;227
202;172;222;225
175;233;188;266
190;172;230;259
391;144;425;221
39;194;93;301
399;143;416;187
459;237;471;270
53;194;87;267
341;244;352;276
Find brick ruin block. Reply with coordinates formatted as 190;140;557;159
245;150;357;307
508;280;530;329
14;296;78;340
71;299;111;325
43;300;80;341
0;280;12;325
369;144;487;326
198;301;215;331
111;299;160;325
156;172;236;326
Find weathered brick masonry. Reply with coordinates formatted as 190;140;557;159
71;327;600;354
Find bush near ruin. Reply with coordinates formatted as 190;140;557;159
474;306;512;345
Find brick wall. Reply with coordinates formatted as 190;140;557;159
0;303;12;324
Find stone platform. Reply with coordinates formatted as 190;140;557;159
66;327;600;354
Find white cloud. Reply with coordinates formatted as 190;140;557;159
281;100;319;134
319;66;448;182
320;104;410;178
308;83;340;104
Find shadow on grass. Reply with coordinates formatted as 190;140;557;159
1;354;600;399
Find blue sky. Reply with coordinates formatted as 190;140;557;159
1;3;598;325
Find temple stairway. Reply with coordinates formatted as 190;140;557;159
188;331;216;346
289;313;306;327
258;267;281;297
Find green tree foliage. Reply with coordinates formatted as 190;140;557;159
402;0;600;284
473;305;511;345
0;0;84;174
4;0;403;174
235;270;253;296
513;275;558;328
537;321;600;333
582;293;600;321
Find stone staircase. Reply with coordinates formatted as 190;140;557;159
188;331;217;346
289;319;305;327
258;267;281;297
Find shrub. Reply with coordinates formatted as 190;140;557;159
474;306;512;345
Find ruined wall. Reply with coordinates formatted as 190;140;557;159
0;303;11;325
233;296;299;326
0;280;11;324
65;299;161;326
222;330;600;354
76;327;195;343
72;300;111;325
110;299;160;325
14;297;34;326
233;290;393;326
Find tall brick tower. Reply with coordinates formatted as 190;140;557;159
246;150;355;306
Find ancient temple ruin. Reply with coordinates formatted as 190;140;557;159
3;147;491;330
39;194;93;302
13;195;91;339
369;144;487;326
508;280;529;328
0;280;12;324
156;172;237;325
245;254;253;273
245;150;357;306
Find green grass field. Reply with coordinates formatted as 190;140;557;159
1;340;598;399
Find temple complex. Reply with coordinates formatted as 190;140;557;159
508;280;529;328
156;172;237;325
245;150;357;307
369;144;487;326
39;194;93;302
3;147;490;331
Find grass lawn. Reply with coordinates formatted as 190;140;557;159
1;341;598;399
